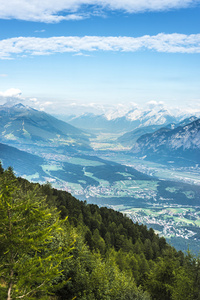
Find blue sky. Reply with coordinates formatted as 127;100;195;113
0;0;200;114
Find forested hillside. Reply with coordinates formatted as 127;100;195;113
1;165;200;300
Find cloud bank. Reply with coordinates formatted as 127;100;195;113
1;88;200;118
0;88;22;98
0;88;23;106
0;33;200;59
0;0;199;22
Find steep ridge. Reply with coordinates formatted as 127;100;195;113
131;118;200;166
118;125;164;146
0;103;92;150
118;116;198;147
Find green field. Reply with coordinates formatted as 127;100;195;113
68;157;105;166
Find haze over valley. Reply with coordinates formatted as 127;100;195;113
1;101;200;254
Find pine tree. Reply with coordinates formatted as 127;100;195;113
0;168;74;300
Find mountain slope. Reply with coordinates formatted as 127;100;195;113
118;116;198;147
4;168;200;300
118;125;164;146
131;118;200;166
0;142;46;179
0;103;92;150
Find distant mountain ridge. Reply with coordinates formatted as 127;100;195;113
118;116;198;147
0;103;92;150
118;125;165;146
131;118;200;166
64;106;189;133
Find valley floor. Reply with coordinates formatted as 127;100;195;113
15;132;200;254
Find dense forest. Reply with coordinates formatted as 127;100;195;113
0;164;200;300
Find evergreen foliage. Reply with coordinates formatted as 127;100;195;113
0;166;74;300
0;164;200;299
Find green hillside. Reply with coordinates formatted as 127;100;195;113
1;165;200;300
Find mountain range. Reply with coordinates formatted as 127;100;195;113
0;103;152;185
118;116;198;147
1;103;200;255
63;105;195;133
131;118;200;166
1;103;199;175
0;103;92;151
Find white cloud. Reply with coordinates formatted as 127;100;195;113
30;97;38;102
0;88;23;106
0;88;22;98
39;101;54;110
0;90;55;111
73;52;91;56
29;97;40;106
0;74;7;77
147;100;164;108
0;33;200;59
34;29;46;33
0;0;199;23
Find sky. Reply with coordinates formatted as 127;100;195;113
0;0;200;114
